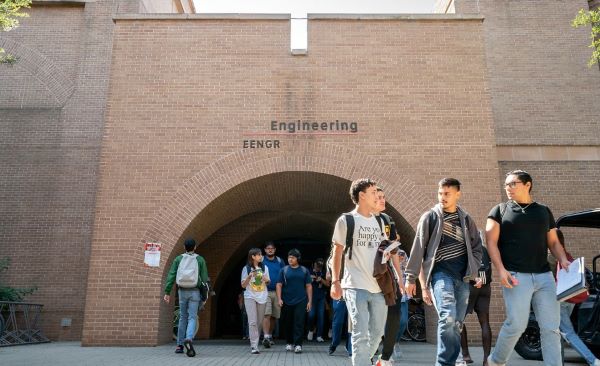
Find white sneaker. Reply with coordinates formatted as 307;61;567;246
393;342;403;360
316;336;324;343
487;355;505;366
307;331;313;341
294;345;302;353
594;359;600;366
285;344;293;351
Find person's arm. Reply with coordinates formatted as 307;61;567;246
391;254;405;295
485;218;517;288
276;282;283;307
547;229;570;269
263;266;270;285
198;256;209;284
405;213;429;297
163;256;180;303
241;267;253;289
306;283;313;312
418;269;432;306
330;242;344;300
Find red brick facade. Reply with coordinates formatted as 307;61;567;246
0;1;598;346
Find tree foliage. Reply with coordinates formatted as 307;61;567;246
572;8;600;67
0;257;37;302
0;0;31;64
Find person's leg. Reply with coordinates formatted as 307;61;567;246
475;285;492;365
489;272;534;366
316;297;326;339
559;302;597;365
242;307;249;338
331;299;345;348
307;298;317;339
293;301;307;346
531;272;562;366
461;325;471;362
282;304;294;346
177;289;189;346
368;292;388;361
430;271;465;366
185;290;201;341
262;293;273;339
345;288;371;366
397;299;409;342
244;298;260;349
381;301;401;361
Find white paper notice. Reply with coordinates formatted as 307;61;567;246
144;242;161;267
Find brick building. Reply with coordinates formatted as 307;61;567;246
0;0;598;346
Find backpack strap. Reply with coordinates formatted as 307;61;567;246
344;213;355;260
283;265;289;285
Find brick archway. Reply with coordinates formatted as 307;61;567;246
143;140;432;344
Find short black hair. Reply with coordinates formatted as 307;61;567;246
350;178;377;205
264;241;275;249
288;248;301;260
438;178;461;191
506;170;532;192
184;238;196;251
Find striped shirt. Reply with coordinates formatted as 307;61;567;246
433;211;468;279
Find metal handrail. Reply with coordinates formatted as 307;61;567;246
0;301;49;346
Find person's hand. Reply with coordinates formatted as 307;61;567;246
474;277;483;288
398;280;406;296
499;269;519;288
422;288;433;306
278;298;283;307
560;258;571;271
405;282;416;297
163;294;170;304
306;302;312;312
330;281;342;300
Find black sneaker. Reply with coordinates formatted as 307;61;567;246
175;345;184;354
262;337;271;348
328;345;336;355
183;339;196;357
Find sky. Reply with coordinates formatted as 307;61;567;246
193;0;438;50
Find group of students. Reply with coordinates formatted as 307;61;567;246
162;170;600;366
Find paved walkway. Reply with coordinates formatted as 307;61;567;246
0;340;587;366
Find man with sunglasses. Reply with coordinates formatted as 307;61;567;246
486;170;570;366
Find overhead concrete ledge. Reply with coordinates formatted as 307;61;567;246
113;13;291;21
307;13;484;21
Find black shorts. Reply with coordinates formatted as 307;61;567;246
466;284;491;315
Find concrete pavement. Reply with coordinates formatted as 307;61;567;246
0;340;587;366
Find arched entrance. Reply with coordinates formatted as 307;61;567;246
160;170;417;340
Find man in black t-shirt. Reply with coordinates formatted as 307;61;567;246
486;170;570;366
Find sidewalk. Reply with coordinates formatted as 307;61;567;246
0;340;587;366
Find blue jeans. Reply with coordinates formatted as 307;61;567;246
308;296;326;337
345;288;387;366
490;271;561;366
560;302;597;365
331;299;352;355
396;300;408;342
177;288;201;345
431;271;470;366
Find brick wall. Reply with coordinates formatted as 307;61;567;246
0;1;118;340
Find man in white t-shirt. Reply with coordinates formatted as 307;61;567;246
330;178;387;366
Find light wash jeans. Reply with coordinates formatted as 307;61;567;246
490;271;561;366
560;301;598;365
345;288;387;366
177;288;201;345
430;271;470;366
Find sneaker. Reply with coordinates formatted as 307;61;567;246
268;338;275;346
175;345;184;354
486;356;504;366
594;360;600;366
375;358;393;366
307;331;313;341
251;347;260;354
392;343;403;360
183;339;196;357
316;336;324;343
262;337;271;348
285;344;293;352
328;328;333;338
294;345;302;353
328;345;336;355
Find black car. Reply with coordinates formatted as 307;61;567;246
514;208;600;360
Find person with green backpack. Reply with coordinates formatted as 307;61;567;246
163;238;209;358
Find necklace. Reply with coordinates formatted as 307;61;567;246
512;200;534;213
